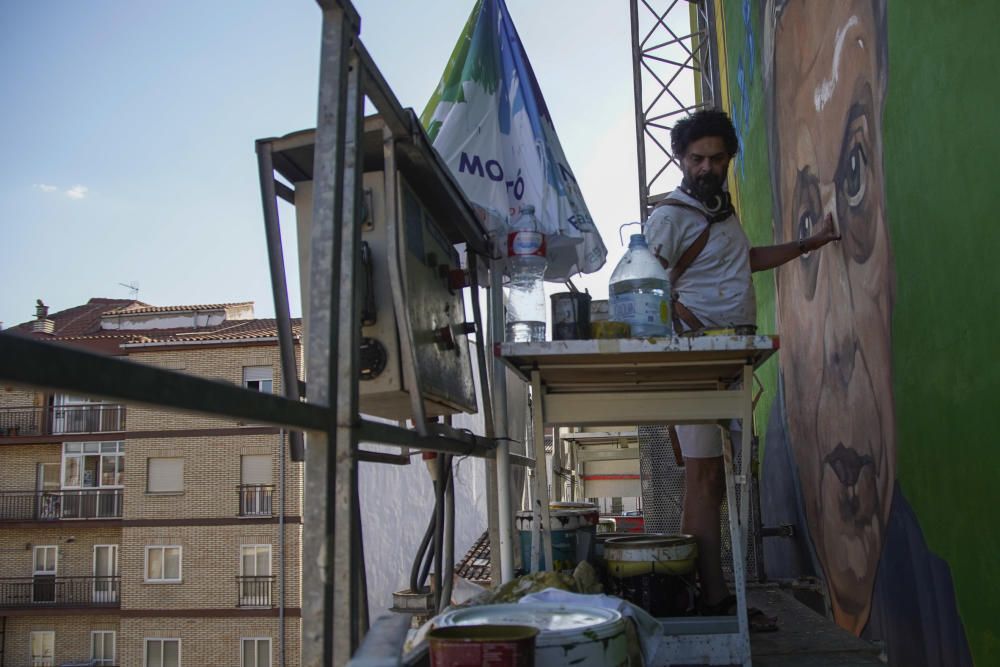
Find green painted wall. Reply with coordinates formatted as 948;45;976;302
717;0;1000;663
718;0;777;438
883;2;1000;661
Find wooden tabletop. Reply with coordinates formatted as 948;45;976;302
500;335;778;393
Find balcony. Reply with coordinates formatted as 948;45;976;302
0;404;125;437
0;489;123;521
237;575;274;607
0;575;120;608
238;484;274;517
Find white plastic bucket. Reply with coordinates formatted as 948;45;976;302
435;603;628;667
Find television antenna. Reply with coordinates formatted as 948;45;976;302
118;281;140;300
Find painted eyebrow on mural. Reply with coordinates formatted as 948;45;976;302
814;14;861;112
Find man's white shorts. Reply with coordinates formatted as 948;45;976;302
676;422;742;459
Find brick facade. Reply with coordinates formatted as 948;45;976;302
1;313;303;667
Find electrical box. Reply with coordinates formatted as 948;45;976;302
291;171;477;420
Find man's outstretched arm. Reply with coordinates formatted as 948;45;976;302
749;212;840;272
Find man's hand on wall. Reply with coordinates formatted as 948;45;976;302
806;213;842;252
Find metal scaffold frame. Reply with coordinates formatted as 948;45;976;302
1;1;520;665
257;1;512;664
630;0;721;220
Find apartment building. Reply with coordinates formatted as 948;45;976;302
0;298;301;667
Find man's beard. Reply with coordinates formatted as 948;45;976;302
681;171;732;219
683;171;724;202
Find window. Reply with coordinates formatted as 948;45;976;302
30;631;54;667
92;631;116;666
243;366;273;393
145;546;182;582
241;637;271;667
240;455;273;516
241;455;272;485
147;457;184;493
33;545;58;575
145;638;180;667
93;545;119;603
52;394;120;434
240;545;272;606
63;442;124;488
33;545;57;603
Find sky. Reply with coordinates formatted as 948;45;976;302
0;1;692;329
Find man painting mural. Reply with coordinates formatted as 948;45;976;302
761;1;972;663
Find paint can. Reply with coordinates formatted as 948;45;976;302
427;624;538;667
550;291;591;340
516;502;598;571
604;534;698;616
597;518;618;534
435;603;628;667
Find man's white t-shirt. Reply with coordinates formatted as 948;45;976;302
642;188;756;328
642;188;755;457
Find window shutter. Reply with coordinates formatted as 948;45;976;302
241;455;272;485
243;366;273;382
148;458;184;492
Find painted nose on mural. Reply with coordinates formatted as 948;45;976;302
821;218;857;389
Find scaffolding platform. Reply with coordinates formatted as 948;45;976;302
744;587;883;667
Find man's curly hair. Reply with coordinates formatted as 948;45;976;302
670;110;740;159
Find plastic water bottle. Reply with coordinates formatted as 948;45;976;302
609;234;672;337
505;205;547;342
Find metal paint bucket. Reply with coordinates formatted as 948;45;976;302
516;507;594;571
604;534;698;616
436;603;628;667
428;624;538;667
550;291;591;340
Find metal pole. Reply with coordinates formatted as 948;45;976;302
489;258;515;583
530;370;554;572
551;429;562;502
278;430;286;667
334;40;366;658
629;0;650;222
302;2;355;664
256;140;306;461
469;252;503;586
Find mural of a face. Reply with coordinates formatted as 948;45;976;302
770;0;894;634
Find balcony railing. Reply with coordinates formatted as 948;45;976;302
0;489;123;521
0;575;120;608
237;575;274;607
0;404;126;436
238;484;274;516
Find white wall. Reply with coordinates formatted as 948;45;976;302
359;442;488;613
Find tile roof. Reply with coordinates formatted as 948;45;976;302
3;298;299;348
106;301;254;315
121;318;302;344
6;298;141;337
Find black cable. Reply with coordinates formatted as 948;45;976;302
418;531;435;590
416;463;455;592
409;508;436;593
432;455;446;611
439;454;456;612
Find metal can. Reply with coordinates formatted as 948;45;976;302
550;291;592;340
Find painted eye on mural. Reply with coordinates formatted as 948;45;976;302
836;98;878;264
842;143;868;207
791;168;822;300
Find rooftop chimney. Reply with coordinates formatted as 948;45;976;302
33;299;55;334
